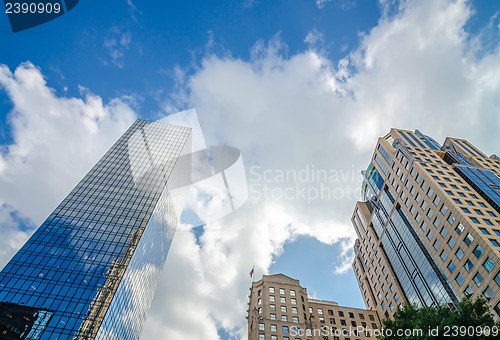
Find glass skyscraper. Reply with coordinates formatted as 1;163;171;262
0;119;192;339
352;129;500;320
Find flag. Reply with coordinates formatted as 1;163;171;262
249;266;254;278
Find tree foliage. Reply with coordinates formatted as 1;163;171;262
379;297;500;339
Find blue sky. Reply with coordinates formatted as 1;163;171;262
1;1;380;126
2;1;500;339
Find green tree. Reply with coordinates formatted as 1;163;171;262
379;297;500;340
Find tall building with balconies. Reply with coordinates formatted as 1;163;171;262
248;274;380;340
0;119;191;339
351;129;500;320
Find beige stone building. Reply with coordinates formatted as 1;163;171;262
248;274;381;340
351;129;500;319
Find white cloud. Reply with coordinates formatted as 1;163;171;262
126;0;140;21
315;0;357;10
103;26;132;68
150;0;500;338
0;62;137;266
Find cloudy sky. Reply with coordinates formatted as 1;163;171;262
1;0;500;339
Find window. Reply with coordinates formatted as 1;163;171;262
338;311;344;317
309;307;313;314
455;248;464;260
270;324;277;332
427;230;434;240
464;233;474;247
259;307;262;314
495;271;500;287
270;295;275;302
280;297;286;303
259;334;265;340
479;228;490;235
270;304;276;311
439;203;447;215
470;217;479;224
422;200;428;210
490;239;500;247
349;312;354;318
290;289;296;296
340;319;346;326
447;236;456;248
427;188;434;198
319;317;325;323
473;245;484;259
433;196;441;206
292;316;299;323
433;239;440;250
483;286;495;301
292;307;298;314
440;227;448;239
258;290;262;296
282;326;289;333
281;306;287;313
259;323;265;331
270;313;276;320
464;286;473;298
258;298;262;305
394;293;399;302
271;336;277;340
464;259;474;273
448;261;456;273
440;250;448;261
455;223;464;235
318;308;323;315
447;213;456;225
433;217;440;228
280;288;285;295
269;287;275;293
456;273;465;286
291;298;297;305
281;315;288;322
474;272;484;286
484;258;495;272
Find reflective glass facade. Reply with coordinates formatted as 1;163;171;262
0;120;191;339
455;165;500;214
